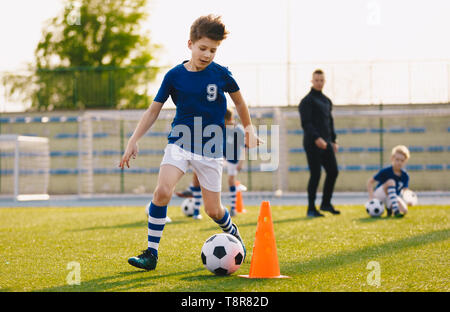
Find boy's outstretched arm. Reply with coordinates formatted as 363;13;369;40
229;90;262;148
119;101;164;169
367;177;376;199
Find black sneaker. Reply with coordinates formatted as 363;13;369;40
128;250;158;271
232;224;246;261
394;210;404;218
307;209;324;218
386;207;393;217
320;204;340;215
175;189;193;198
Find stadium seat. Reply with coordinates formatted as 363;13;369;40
409;127;426;133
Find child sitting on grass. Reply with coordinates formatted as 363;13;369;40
367;145;412;218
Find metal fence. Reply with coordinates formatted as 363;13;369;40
1;105;449;196
229;60;450;106
1;66;159;111
1;60;449;112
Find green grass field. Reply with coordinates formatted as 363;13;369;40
0;204;448;292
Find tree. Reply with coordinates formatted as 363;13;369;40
32;0;160;110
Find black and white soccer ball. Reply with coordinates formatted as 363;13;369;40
365;198;384;217
402;189;418;206
201;233;245;276
181;198;195;217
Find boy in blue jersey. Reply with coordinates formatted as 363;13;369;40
119;15;261;271
367;145;411;218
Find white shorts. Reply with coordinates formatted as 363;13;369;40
160;144;224;192
225;161;239;176
373;186;407;208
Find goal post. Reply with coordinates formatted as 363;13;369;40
0;135;50;201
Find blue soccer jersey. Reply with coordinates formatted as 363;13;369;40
224;124;245;164
154;61;240;157
373;166;409;195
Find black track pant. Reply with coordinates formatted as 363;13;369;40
304;142;339;209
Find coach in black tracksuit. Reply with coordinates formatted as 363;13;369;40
299;69;340;217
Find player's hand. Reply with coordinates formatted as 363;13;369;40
245;127;264;148
315;137;327;150
332;142;339;153
119;141;139;169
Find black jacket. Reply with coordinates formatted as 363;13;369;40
298;88;337;147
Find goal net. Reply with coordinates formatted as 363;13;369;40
0;135;50;200
77;110;175;195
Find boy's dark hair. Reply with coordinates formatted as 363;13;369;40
225;107;233;121
313;69;324;75
190;15;229;43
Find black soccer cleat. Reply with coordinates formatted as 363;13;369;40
175;189;194;198
307;208;324;218
394;210;404;218
386;207;393;217
232;224;246;261
320;204;340;215
128;249;158;271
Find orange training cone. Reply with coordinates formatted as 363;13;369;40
235;181;246;213
235;190;246;213
239;201;289;278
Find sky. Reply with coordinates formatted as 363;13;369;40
0;0;449;110
147;0;450;64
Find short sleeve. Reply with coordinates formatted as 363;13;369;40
403;173;410;188
154;71;173;103
373;169;387;183
223;67;240;93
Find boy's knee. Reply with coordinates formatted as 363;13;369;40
204;205;223;220
154;185;172;204
384;179;395;189
386;179;395;186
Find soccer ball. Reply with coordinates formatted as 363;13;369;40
365;198;384;217
237;183;247;192
201;233;245;276
402;189;418;206
181;198;196;217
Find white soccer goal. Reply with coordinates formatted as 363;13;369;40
0;135;50;200
77;110;175;195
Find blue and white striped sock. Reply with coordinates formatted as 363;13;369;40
387;186;399;213
214;208;237;235
229;185;236;213
191;185;202;216
147;202;167;258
